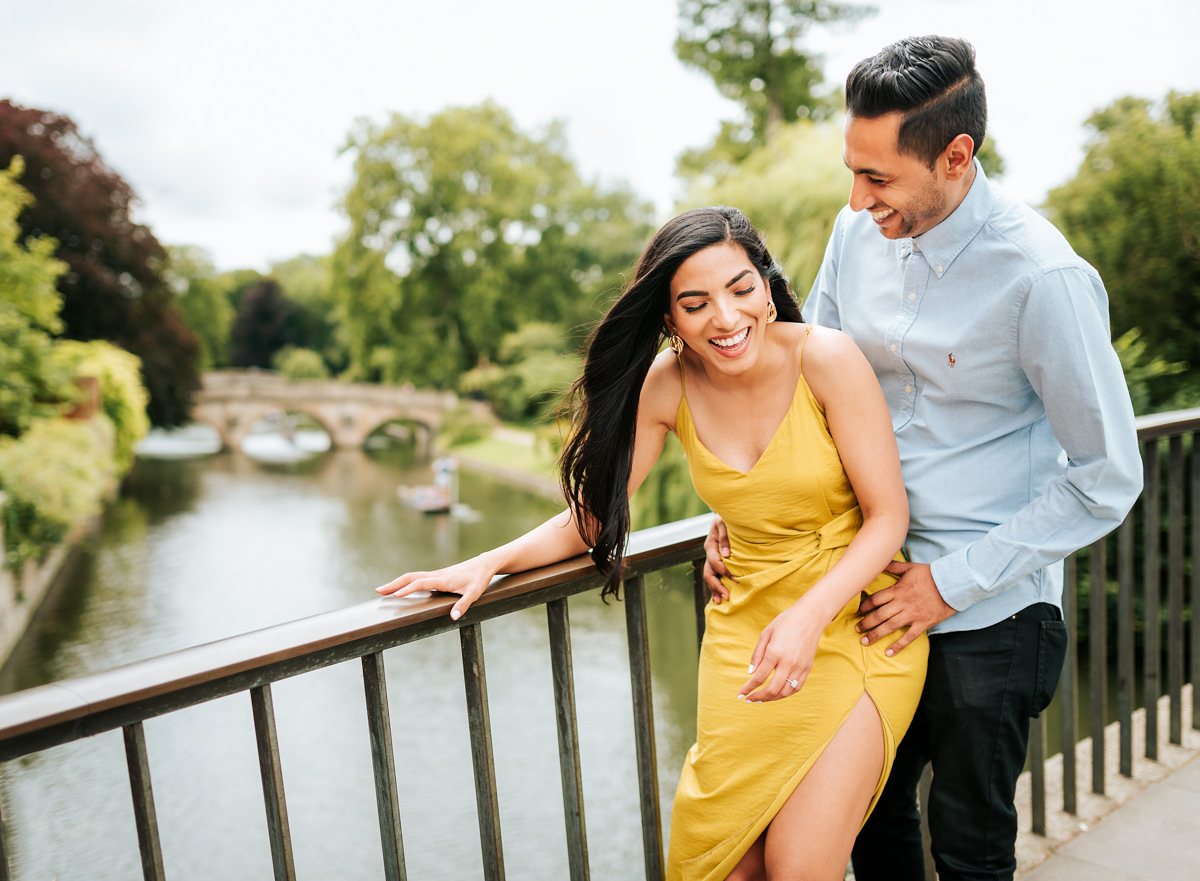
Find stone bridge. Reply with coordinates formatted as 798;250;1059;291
192;371;483;450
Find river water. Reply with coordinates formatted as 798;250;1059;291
0;439;704;881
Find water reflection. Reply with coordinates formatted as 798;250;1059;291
0;443;702;881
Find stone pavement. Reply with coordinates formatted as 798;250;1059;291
1019;753;1200;880
1015;685;1200;880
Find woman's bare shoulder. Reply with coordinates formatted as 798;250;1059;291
800;325;877;403
801;324;871;368
640;349;684;429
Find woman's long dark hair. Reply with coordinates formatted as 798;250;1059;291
560;206;802;599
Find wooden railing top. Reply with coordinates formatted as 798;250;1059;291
1136;406;1200;441
0;514;714;758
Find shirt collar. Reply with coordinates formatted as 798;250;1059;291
895;158;992;278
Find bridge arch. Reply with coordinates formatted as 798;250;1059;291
191;371;487;451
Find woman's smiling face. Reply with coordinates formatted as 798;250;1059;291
665;242;773;373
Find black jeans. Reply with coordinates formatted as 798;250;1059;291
851;603;1068;881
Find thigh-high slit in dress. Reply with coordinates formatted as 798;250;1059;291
665;336;928;881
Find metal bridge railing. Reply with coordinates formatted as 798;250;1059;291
1;407;1198;880
1027;406;1200;832
0;513;713;881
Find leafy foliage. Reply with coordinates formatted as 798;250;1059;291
0;159;72;437
631;433;709;530
269;254;344;373
228;279;298;369
0;100;200;427
272;345;331;380
166;246;235;371
684;118;850;299
53;340;150;472
674;0;872;185
436;404;495;448
333;102;655;388
1045;92;1200;407
1112;329;1191;415
0;416;117;570
458;323;583;422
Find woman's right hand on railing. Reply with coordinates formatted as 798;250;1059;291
375;554;498;621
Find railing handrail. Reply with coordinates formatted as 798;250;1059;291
1135;405;1200;440
0;513;714;761
3;405;1197;752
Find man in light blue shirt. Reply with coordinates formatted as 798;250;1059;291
707;35;1142;881
821;37;1142;881
810;127;1141;643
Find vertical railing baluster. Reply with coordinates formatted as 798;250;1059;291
123;722;166;881
250;684;297;881
362;652;407;881
1143;440;1161;761
1061;552;1078;815
460;623;505;881
1030;711;1046;835
1117;515;1135;777
624;575;664;881
547;598;590;881
1089;538;1107;795
1167;436;1184;745
1192;429;1200;732
691;559;707;651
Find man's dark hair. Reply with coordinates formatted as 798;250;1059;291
845;35;986;169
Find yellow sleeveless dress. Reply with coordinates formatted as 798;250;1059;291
666;337;928;881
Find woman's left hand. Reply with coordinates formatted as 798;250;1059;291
737;601;825;703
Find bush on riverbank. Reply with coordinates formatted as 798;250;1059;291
0;342;149;573
55;340;150;472
0;416;117;571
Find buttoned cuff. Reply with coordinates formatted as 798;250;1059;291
930;548;987;612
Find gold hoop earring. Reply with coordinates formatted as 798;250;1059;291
668;333;684;354
766;301;778;323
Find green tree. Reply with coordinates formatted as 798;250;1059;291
0;159;72;438
269;253;343;372
1112;328;1188;415
333;101;654;388
167;246;235;371
54;339;150;471
686;118;850;299
1044;92;1200;407
229;279;298;369
272;345;331;380
458;322;582;422
675;0;872;185
0;100;200;427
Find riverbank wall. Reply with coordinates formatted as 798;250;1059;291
0;493;97;670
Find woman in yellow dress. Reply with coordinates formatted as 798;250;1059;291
377;206;927;880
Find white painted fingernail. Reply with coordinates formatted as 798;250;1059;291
451;609;462;620
885;648;894;657
737;694;745;701
747;664;755;674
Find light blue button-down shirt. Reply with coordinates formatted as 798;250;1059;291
805;162;1143;633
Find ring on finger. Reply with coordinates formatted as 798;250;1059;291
786;678;800;689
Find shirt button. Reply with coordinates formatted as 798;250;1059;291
908;292;916;301
936;265;944;273
889;344;897;352
905;384;913;394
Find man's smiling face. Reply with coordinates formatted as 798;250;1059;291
842;112;954;240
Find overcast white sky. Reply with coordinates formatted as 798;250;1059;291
4;0;1197;272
